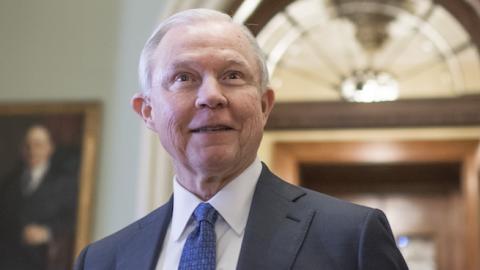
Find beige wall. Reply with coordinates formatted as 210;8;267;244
0;0;167;241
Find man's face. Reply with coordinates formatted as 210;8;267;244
22;126;54;168
140;21;274;177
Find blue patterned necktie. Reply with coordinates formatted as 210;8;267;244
178;203;218;270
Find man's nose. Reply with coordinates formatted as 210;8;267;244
195;77;228;109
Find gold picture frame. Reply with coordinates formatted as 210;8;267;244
0;102;100;269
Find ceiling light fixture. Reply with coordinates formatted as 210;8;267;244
341;70;399;102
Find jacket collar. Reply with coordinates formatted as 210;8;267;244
237;164;315;270
117;196;173;270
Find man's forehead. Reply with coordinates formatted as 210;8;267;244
165;24;245;49
169;20;240;37
154;21;258;71
26;127;51;143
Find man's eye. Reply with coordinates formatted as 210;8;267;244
224;71;242;80
167;72;198;91
174;73;193;82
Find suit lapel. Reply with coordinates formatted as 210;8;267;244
117;196;173;270
237;166;315;270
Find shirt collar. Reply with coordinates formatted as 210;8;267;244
171;158;262;241
30;161;49;182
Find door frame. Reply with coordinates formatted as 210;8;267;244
267;137;479;269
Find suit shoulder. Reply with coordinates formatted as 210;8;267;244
79;202;171;263
302;187;373;219
262;165;373;221
263;166;375;227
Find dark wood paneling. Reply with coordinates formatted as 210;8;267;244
266;95;480;130
300;162;461;194
274;140;479;270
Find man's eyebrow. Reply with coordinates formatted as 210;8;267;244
168;57;251;70
222;58;252;69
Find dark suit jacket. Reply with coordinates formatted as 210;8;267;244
74;165;408;270
0;162;78;270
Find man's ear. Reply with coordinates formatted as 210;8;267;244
260;88;275;123
131;92;155;130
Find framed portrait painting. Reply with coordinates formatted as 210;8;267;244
0;102;100;270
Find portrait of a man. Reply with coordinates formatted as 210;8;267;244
0;123;79;270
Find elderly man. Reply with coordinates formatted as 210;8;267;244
74;8;408;270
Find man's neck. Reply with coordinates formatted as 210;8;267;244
174;158;256;201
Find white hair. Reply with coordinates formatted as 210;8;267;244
138;8;269;93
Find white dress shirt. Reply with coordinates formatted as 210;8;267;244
24;162;49;195
156;158;262;270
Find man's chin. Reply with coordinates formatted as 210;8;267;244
191;151;240;174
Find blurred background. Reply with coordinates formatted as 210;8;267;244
1;0;479;269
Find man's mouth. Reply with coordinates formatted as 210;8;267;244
191;125;234;133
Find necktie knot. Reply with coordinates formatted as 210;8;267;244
179;203;218;270
193;203;218;225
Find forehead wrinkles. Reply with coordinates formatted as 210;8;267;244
151;22;261;85
169;51;253;72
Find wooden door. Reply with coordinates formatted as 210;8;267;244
300;162;463;270
272;140;480;270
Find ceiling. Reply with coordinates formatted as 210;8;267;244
227;0;480;102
